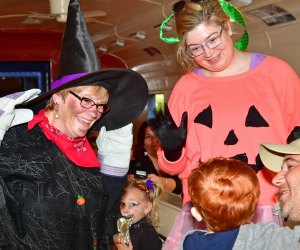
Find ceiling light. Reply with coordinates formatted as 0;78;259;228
162;24;173;31
113;39;125;47
98;46;108;52
227;0;253;7
49;0;70;22
56;14;68;22
131;31;146;40
154;23;173;31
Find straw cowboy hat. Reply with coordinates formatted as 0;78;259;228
259;138;300;172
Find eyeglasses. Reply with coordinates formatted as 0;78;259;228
173;0;204;12
186;23;224;57
69;91;110;114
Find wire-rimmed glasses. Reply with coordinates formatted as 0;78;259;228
69;91;110;114
187;23;224;58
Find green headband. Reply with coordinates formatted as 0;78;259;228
160;0;249;51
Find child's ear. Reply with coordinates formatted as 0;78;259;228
191;207;202;222
145;201;153;215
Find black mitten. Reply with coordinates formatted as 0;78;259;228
148;111;187;161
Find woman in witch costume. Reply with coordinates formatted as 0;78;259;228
0;0;148;249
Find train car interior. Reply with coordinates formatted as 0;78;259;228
0;0;300;239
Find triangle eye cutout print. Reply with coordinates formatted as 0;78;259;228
194;105;213;128
245;105;269;127
224;129;238;145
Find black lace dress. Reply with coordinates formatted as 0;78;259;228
0;124;118;249
129;217;162;250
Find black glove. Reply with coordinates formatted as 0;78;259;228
148;111;187;161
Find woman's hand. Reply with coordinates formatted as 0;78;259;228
147;173;162;186
127;174;135;181
113;234;133;250
147;174;176;192
97;123;133;177
148;112;187;161
0;89;41;144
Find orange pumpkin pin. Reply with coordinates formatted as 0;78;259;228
77;195;86;206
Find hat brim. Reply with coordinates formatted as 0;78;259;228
259;138;300;172
16;68;148;131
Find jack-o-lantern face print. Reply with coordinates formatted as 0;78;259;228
194;104;269;172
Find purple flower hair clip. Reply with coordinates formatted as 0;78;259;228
146;179;153;191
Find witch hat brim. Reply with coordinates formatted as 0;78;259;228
16;0;148;130
17;68;148;131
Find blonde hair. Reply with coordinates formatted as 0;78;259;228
174;0;230;73
188;157;260;232
45;86;109;111
122;179;162;231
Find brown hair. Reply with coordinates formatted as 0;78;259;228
174;0;230;73
45;86;109;111
188;157;260;232
122;179;162;230
132;121;149;160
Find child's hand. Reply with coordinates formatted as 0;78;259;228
113;234;133;250
147;174;163;187
148;173;176;192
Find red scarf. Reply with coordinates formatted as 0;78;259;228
28;109;100;168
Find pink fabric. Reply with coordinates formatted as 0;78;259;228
160;55;299;249
160;55;299;250
252;205;283;225
157;148;187;175
158;56;300;207
162;203;197;250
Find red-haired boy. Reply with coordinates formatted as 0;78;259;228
181;157;300;250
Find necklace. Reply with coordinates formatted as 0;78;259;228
45;122;87;152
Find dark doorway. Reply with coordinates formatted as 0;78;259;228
0;61;51;97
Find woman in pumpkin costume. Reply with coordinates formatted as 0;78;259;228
149;0;300;248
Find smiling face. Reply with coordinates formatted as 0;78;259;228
272;154;300;222
49;85;109;138
120;186;152;224
144;126;161;158
185;22;235;74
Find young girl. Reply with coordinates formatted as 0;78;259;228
113;179;162;250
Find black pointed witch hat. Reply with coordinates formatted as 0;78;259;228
18;0;148;131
